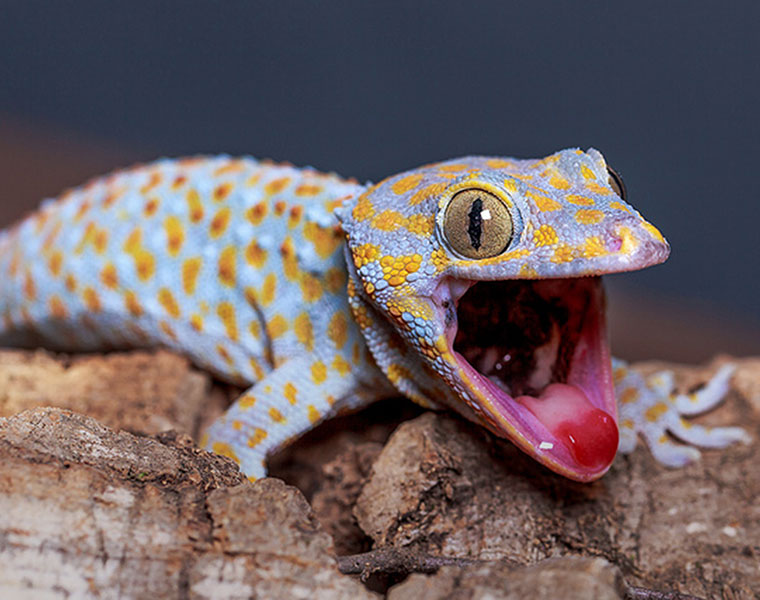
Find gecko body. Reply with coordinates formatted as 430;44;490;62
0;150;747;480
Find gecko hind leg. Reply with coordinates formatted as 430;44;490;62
613;359;750;467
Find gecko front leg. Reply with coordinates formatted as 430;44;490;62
613;358;751;466
201;354;390;480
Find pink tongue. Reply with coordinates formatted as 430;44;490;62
516;383;618;472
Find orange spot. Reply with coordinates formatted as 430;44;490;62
46;250;63;277
371;210;404;231
269;407;287;424
91;229;108;255
307;405;321;424
533;224;559;247
101;263;118;289
65;273;77;292
73;199;91;222
187;189;204;223
213;182;233;202
409;182;447;206
182;257;202;295
574;209;605;224
566;194;595;206
294;312;314;351
265;177;291;195
249;358;266;379
124;290;144;317
486;158;513;169
261;273;276;305
548;175;571;190
140;172;162;194
245;241;267;268
246;202;268;225
642;221;666;243
609;201;629;212
218;246;237;287
22;272;36;301
311;360;327;384
190;314;204;332
171;175;187;190
123;227;142;254
49;295;67;320
300;273;323;302
135;250;156;281
214;160;245;176
83;287;102;312
216;344;233;364
211;442;240;464
247;428;268;448
580;165;597;181
352;194;375;221
583;236;608;258
303;222;343;259
284;382;298;405
266;314;288;339
237;394;256;410
159;320;177;341
288;205;303;228
332;355;351;376
143;197;160;217
274;200;287;215
217;302;239;341
391;173;423;195
551;244;576;264
327;311;348;349
586;182;613;195
158;287;181;319
209;207;231;238
295;183;322;196
165;216;185;256
527;190;561;212
325;268;346;294
280;237;299;280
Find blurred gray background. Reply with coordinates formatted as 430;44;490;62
0;1;758;361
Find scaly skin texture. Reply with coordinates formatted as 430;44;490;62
0;150;748;481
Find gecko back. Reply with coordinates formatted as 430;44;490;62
0;156;364;384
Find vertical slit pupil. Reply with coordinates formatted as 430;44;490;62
467;198;483;249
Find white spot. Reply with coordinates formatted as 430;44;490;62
480;209;492;220
539;441;554;450
721;526;737;537
686;522;707;534
668;507;678;516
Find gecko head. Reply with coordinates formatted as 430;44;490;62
335;148;669;482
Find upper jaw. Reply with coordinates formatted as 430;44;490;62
432;275;619;482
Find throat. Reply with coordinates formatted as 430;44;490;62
453;278;594;397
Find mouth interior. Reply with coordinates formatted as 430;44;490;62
447;277;619;479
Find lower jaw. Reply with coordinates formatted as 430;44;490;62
448;276;618;481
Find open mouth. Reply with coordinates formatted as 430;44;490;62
435;276;619;481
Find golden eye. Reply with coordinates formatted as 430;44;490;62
607;167;627;200
442;188;513;259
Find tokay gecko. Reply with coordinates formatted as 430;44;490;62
0;149;749;481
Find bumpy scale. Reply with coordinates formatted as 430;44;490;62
0;150;748;481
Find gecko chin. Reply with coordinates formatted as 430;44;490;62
436;276;618;482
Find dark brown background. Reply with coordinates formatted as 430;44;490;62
1;2;758;361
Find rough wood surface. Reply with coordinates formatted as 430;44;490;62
0;407;378;599
0;349;757;598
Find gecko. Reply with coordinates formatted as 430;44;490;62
0;149;748;481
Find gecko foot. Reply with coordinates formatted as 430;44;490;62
613;360;751;467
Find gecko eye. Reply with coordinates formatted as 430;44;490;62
442;188;513;259
606;167;627;200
